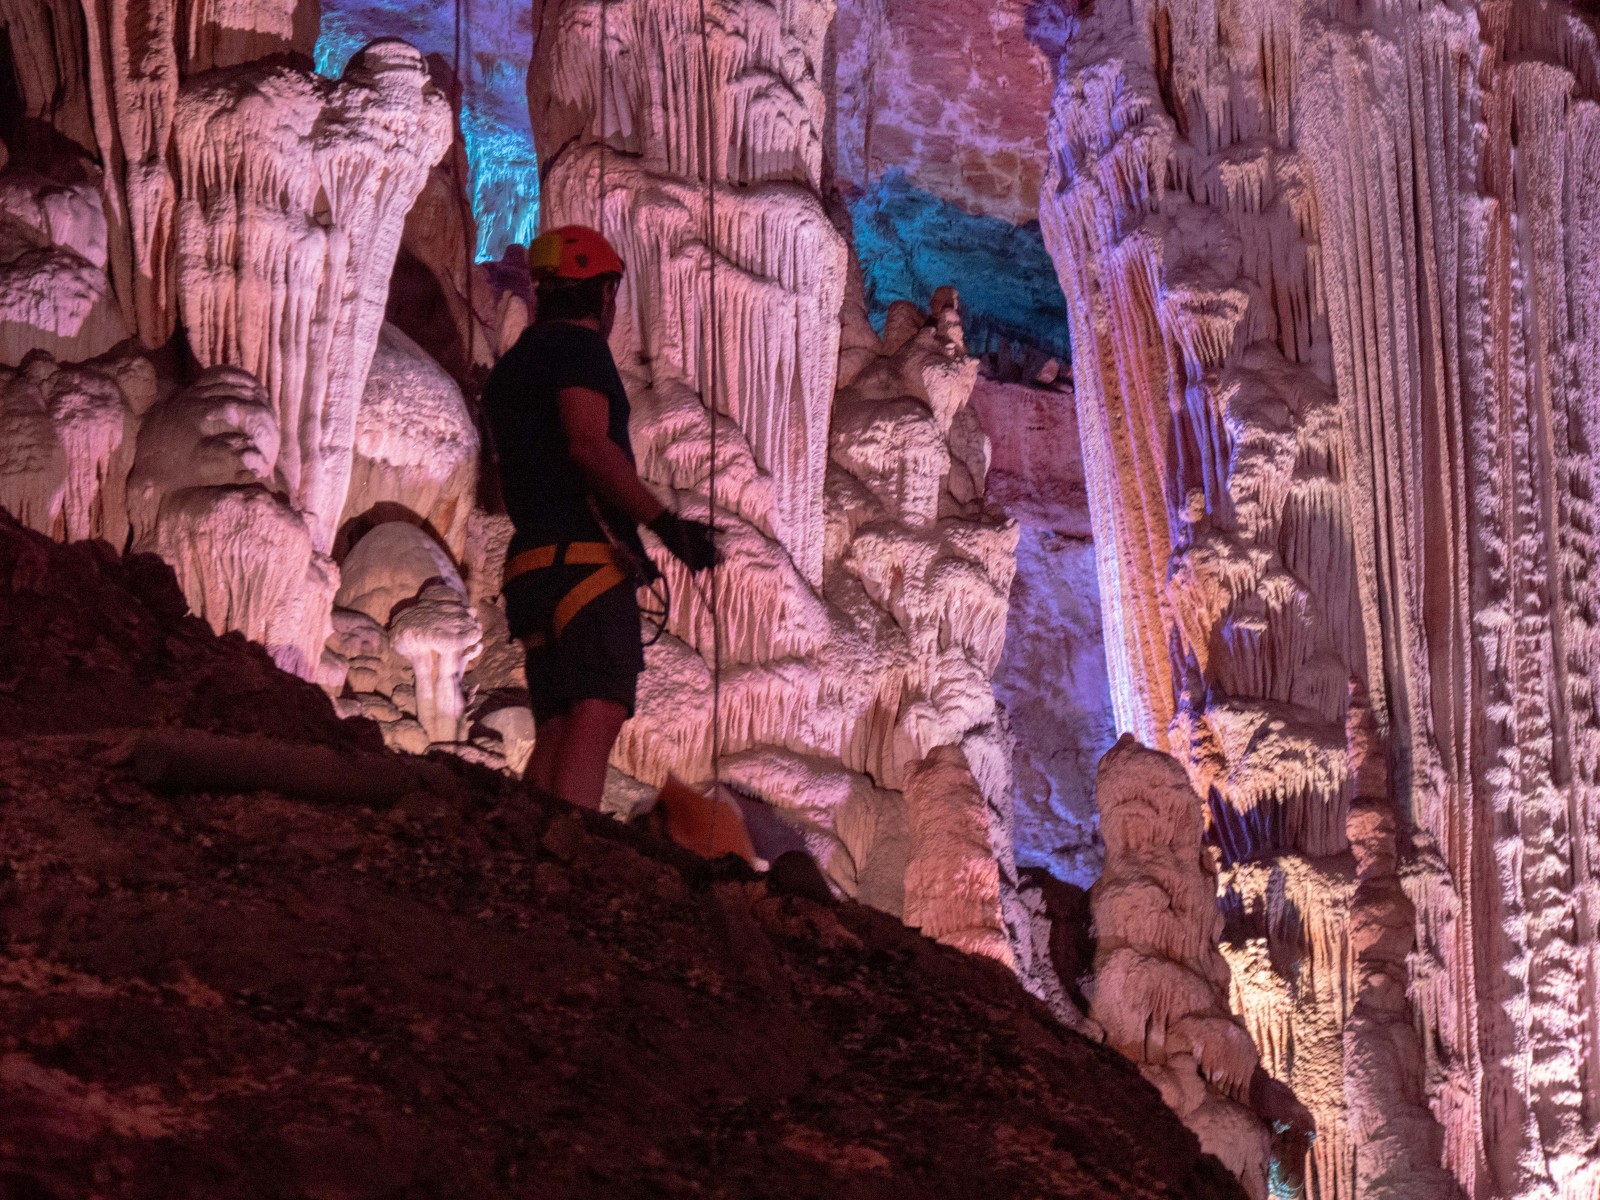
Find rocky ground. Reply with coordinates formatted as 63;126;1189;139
0;512;1242;1200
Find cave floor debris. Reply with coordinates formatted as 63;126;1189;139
0;513;1241;1199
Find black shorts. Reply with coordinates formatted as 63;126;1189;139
508;565;644;722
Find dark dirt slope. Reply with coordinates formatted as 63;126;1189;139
0;512;1243;1200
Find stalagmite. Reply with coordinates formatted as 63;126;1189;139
529;0;1033;993
333;521;481;750
1030;0;1600;1195
1090;735;1272;1199
902;744;1013;967
388;581;483;745
172;39;451;552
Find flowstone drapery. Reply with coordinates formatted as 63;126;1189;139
174;40;452;553
1031;1;1600;1196
0;2;460;731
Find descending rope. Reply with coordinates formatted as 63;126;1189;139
696;0;724;794
453;0;476;372
597;0;609;215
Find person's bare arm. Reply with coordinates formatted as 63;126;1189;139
558;385;665;526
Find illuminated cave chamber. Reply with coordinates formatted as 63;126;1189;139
832;0;1117;892
0;0;1111;1034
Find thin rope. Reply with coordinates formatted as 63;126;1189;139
597;0;609;220
454;0;476;372
695;0;724;795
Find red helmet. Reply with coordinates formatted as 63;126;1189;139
527;225;625;280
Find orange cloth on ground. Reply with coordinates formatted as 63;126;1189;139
656;775;758;865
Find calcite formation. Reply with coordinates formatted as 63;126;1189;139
173;40;452;552
0;2;460;735
0;350;152;547
0;170;126;365
1032;1;1600;1196
1090;736;1270;1198
341;322;479;559
128;367;335;679
970;373;1115;886
531;0;845;587
529;0;1040;990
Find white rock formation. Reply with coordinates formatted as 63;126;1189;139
128;366;335;677
531;0;845;587
332;521;480;749
0;170;126;366
389;580;483;745
0;350;152;546
528;0;1035;988
1031;1;1600;1196
341;322;479;558
0;0;321;345
1091;735;1271;1199
173;39;452;552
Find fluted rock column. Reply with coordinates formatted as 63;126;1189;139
530;0;845;587
1032;1;1600;1196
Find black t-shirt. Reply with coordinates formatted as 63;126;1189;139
481;321;648;565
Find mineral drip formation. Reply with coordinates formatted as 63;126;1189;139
174;40;452;553
1031;1;1600;1196
1090;736;1271;1199
529;0;1046;993
0;0;473;738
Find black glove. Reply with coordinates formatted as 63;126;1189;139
648;509;721;573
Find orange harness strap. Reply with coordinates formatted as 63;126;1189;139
505;542;628;649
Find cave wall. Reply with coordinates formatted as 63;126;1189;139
1030;1;1600;1196
315;0;539;262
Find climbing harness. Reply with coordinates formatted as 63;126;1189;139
531;0;727;802
504;541;629;648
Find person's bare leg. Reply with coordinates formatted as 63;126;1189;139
528;713;567;795
551;698;628;810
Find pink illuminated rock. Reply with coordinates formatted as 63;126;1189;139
128;366;334;678
389;581;483;746
1032;0;1600;1195
0;171;126;366
531;0;846;586
833;0;1052;224
528;1;1032;998
173;40;452;553
1091;736;1271;1198
334;521;482;750
0;350;151;545
340;323;479;559
903;744;1013;967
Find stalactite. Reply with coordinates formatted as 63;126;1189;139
172;40;451;553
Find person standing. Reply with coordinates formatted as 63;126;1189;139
481;225;719;809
